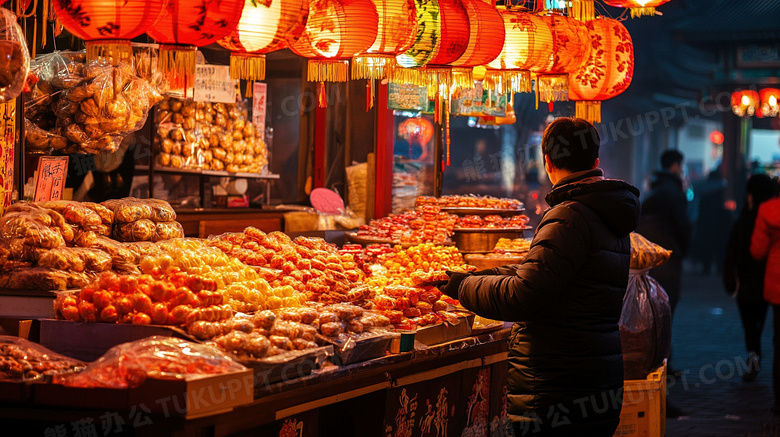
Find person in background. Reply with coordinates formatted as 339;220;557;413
750;177;780;413
440;117;640;436
724;174;775;382
692;166;730;274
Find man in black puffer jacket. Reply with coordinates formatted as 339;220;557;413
441;118;640;436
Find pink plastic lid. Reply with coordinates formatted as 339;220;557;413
310;188;345;214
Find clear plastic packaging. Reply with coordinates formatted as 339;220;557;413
630;232;672;270
620;271;672;380
38;200;103;231
54;336;247;389
0;8;30;103
37;246;112;273
101;197;176;223
0;335;85;380
0;209;67;250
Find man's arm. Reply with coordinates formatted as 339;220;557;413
456;206;590;322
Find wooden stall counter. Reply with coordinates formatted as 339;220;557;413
175;208;291;238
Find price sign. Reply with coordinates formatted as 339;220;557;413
34;156;69;202
388;83;428;111
0;100;15;209
253;82;267;137
194;64;238;103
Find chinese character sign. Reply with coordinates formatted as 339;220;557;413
34;156;69;202
253;82;267;137
0;100;15;209
194;64;238;103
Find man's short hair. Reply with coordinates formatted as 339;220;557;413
542;117;600;172
660;150;684;170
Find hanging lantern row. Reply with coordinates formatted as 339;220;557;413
51;0;641;118
602;0;672;18
731;89;780;118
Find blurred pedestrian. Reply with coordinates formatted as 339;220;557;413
692;166;730;274
636;150;691;326
724;174;775;382
750;178;780;413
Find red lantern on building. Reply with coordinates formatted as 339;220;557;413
731;90;759;117
602;0;672;18
147;0;245;91
485;8;552;94
218;0;309;95
759;88;780;118
351;0;417;80
531;13;591;105
289;0;378;83
569;18;634;123
53;0;166;63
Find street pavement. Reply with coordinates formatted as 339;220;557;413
664;266;778;436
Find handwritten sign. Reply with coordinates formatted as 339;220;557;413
0;100;14;209
253;82;267;137
194;65;238;103
34;156;69;202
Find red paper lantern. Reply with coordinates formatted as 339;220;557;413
532;13;591;104
352;0;418;80
451;0;503;68
147;0;245;90
485;9;552;94
289;0;379;83
218;0;309;91
759;88;780;118
569;18;633;123
603;0;671;18
731;90;759;118
52;0;166;63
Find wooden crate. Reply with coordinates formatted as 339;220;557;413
614;361;667;437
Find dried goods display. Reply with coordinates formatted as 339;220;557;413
629;232;672;270
353;207;458;244
0;7;30;102
208;228;367;305
415;195;523;210
53;270;231;326
100;198;184;242
154;97;268;173
0;336;85;381
150;238;304;313
371;244;472;282
54;336;247;389
492;238;532;254
338;243;394;274
456;214;530;230
24;51;162;154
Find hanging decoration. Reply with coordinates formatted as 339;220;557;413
218;0;309;96
531;13;591;107
147;0;245;92
570;0;594;21
485;8;551;95
568;17;634;123
289;0;378;86
759;88;780;118
731;90;759;118
351;0;417;81
53;0;166;64
449;0;504;87
602;0;672;18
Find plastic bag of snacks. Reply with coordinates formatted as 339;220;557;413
54;336;247;388
629;232;672;270
0;335;85;380
0;8;30;102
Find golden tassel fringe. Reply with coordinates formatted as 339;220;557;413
576;101;601;124
451;67;474;90
352;55;396;80
630;7;656;18
570;0;595;21
484;70;532;94
308;60;349;82
230;53;266;81
536;74;569;103
86;40;133;65
159;44;197;91
245;80;254;98
391;67;425;86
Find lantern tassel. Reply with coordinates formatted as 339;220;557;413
159;44;197;93
434;95;440;124
370;79;375;110
485;70;531;95
246;80;254;98
230;53;266;82
87;40;133;66
366;81;370;112
576;101;602;124
630;7;656;18
537;74;569;103
318;82;327;108
570;0;595;21
308;60;349;82
445;101;451;167
391;67;425;86
352;55;395;80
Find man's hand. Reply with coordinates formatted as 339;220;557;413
439;271;471;299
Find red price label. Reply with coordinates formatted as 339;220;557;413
34;156;69;202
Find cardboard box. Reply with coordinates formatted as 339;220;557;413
614;361;667;437
35;369;254;419
38;319;194;362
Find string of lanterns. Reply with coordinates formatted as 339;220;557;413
732;89;780;119
50;0;654;121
